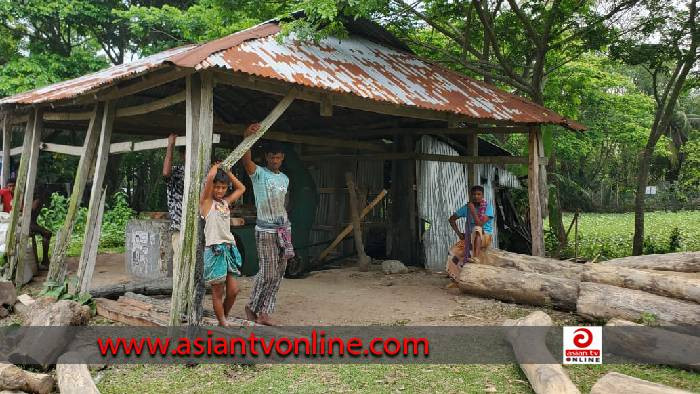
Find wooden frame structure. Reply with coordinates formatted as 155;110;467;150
0;21;582;325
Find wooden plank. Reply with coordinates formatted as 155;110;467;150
468;134;478;187
47;104;103;285
345;172;370;271
350;126;530;138
77;189;106;293
44;112;92;121
108;141;133;154
95;298;168;326
318;189;387;261
320;94;333;117
4;111;35;277
528;129;544;256
169;72;214;326
116;90;186;117
301;152;547;165
94;68;192;103
1;114;10;187
14;108;44;286
10;146;23;156
215;72;525;126
220;88;297;168
40;143;84;156
74;101;115;293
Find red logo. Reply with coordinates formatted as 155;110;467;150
572;328;593;348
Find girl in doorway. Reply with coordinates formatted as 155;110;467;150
200;162;246;326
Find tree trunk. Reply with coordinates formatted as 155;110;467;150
0;363;54;394
632;146;653;255
605;319;700;371
457;264;579;310
480;249;584;280
581;264;700;303
503;311;580;394
601;252;700;273
576;282;700;329
590;372;691;394
55;360;99;394
89;278;172;299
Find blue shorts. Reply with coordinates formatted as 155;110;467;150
203;243;242;284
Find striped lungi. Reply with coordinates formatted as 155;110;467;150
246;231;288;314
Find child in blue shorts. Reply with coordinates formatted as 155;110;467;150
200;162;246;326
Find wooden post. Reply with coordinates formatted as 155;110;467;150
468;134;478;187
14;109;43;286
390;135;416;263
169;72;214;326
74;101;115;293
1;114;11;187
537;126;548;218
3;112;34;280
528;128;544;256
47;104;104;285
345;172;370;271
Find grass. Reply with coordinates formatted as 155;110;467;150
96;363;700;394
554;210;700;260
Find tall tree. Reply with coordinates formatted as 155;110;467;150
612;0;700;254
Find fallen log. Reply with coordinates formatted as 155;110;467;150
582;264;700;303
95;297;168;326
605;319;700;371
480;249;584;280
577;282;700;330
10;299;91;366
590;372;691;394
601;252;700;273
55;354;99;394
503;311;579;394
457;264;579;311
0;363;54;394
90;278;172;299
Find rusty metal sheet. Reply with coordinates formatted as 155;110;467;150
0;45;195;105
202;33;582;130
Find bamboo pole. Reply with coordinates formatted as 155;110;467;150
1;114;11;187
47;103;103;285
345;172;370;271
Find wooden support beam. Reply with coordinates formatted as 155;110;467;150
14;109;43;286
537;126;548;218
215;71;527;126
1;114;10;187
320;94;333;117
468;134;478;187
40;143;84;156
4;111;35;280
301;152;547;165
74;101;115;293
216;124;386;152
528;129;544;256
349;126;531;138
169;72;214;326
220;88;298;168
47;104;104;286
10;147;23;156
345;172;370;271
116;90;186;117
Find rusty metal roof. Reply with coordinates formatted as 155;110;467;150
0;21;584;131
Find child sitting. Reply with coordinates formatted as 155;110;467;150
200;162;246;327
447;185;494;277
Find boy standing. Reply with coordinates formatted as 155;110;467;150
448;185;494;263
242;123;293;326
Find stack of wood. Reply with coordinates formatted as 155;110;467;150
456;250;700;328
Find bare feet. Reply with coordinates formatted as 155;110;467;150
256;313;274;326
245;305;257;322
218;320;229;327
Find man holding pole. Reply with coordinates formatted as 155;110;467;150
242;123;293;326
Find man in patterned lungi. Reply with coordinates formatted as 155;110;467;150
242;124;294;326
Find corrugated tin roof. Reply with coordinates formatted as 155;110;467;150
0;21;584;131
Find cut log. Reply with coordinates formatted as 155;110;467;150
590;372;691;394
582;264;700;303
480;249;584;280
457;264;579;311
577;282;700;329
89;278;172;299
55;363;99;394
601;252;700;273
9;300;91;366
95;298;169;326
503;311;580;394
0;363;54;394
0;281;16;307
605;319;700;371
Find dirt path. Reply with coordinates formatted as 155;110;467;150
25;253;577;326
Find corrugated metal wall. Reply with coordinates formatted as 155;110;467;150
416;135;520;271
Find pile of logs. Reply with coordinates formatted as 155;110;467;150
456;250;700;329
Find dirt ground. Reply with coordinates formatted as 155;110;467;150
25;253;577;326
